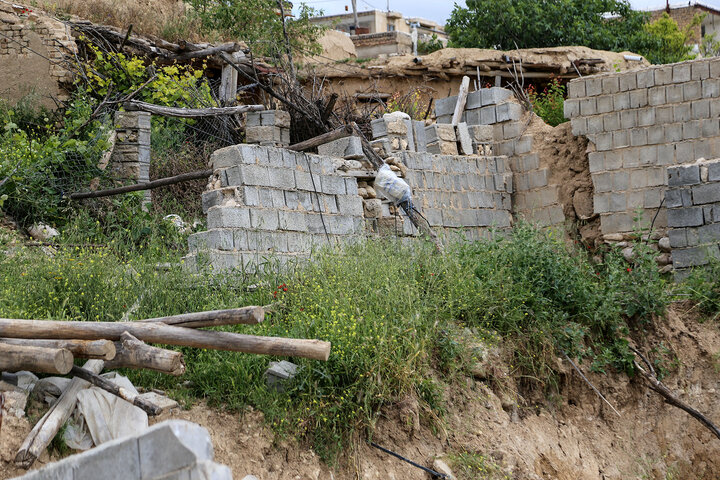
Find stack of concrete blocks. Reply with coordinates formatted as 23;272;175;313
564;57;720;236
111;111;151;204
16;420;232;480
398;152;513;239
245;110;291;146
370;114;416;154
665;159;720;279
184;144;364;271
424;124;458;155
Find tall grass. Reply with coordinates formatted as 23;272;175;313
0;222;669;460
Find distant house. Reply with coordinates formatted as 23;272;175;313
648;2;720;44
309;10;447;58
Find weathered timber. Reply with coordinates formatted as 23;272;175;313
140;306;264;327
0;318;331;361
0;338;115;360
0;343;73;374
69;169;213;200
15;360;104;468
287;126;353;152
124;100;264;118
105;332;185;376
70;365;161;416
451;76;470;127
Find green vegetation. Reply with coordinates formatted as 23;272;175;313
446;0;704;65
449;451;509;479
417;34;445;55
0;219;687;460
526;79;567;127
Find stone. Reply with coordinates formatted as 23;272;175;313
667;207;704;228
363;198;383;218
265;360;300;392
432;458;457;480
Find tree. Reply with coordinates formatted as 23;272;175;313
640;12;701;64
446;0;651;53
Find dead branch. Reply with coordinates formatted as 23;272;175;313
69;169;212;200
124;100;263;118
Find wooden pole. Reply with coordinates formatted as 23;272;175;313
105;332;185;376
69;366;161;416
0;318;331;361
0;338;115;360
69;169;213;200
16;359;104;468
124;100;263;118
451;76;470;126
286;125;353;152
139;306;264;328
0;343;74;375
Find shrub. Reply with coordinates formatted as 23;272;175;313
417;34;444;55
526;79;567;126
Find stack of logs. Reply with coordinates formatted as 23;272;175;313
0;306;331;468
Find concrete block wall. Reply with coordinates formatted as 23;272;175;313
564;58;720;235
665;159;720;278
398;152;513;239
436;87;564;228
245;110;291;146
16;420;232;480
184;144;364;271
111;111;152;203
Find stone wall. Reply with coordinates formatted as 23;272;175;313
184;144;364;271
666;158;720;279
0;1;75;107
564;58;720;235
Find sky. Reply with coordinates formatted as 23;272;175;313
294;0;720;25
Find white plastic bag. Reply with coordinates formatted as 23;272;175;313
374;164;412;205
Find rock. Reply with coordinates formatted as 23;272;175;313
658;237;671;252
242;476;260;480
365;186;377;198
622;246;635;262
655;253;672;265
383;111;411;121
603;233;625;242
432;458;456;480
659;264;673;274
138;391;180;413
358;187;369;199
3;390;28;417
265;360;300;392
343;159;363;170
363;199;383;218
28;223;59;241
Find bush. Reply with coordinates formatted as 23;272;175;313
527;79;567;126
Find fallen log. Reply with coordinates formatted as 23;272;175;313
105;332;185;376
0;338;115;360
15;359;104;468
140;306;264;328
69;169;213;200
287;125;353;152
0;343;74;375
0;318;331;361
69;366;161;416
124;100;264;118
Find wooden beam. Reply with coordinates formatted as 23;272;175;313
124;100;264;118
105;332;185;376
70;365;161;416
0;318;331;361
0;338;115;360
0;343;74;374
69;169;213;200
139;306;264;328
287;125;353;152
452;76;470;127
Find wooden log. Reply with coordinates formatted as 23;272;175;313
0;343;73;374
69;366;161;416
0;318;331;361
124;100;264;118
69;169;213;200
0;338;115;360
15;360;104;468
139;306;264;328
286;125;353;152
105;332;185;376
451;76;470;127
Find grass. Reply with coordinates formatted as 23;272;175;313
0;214;688;462
449;451;510;479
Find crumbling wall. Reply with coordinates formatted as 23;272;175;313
564;58;720;237
666;159;720;279
0;1;75;107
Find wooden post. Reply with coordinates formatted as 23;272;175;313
105;332;185;376
0;338;115;360
451;76;470;127
0;343;74;374
140;306;264;328
15;360;104;468
0;318;331;361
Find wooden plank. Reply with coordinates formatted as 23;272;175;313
452;76;470;127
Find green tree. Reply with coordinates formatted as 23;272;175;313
446;0;651;52
188;0;324;57
640;12;701;64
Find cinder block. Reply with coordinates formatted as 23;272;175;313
480;106;497;124
563;99;579;118
612;130;629;149
674;103;691;122
683;120;701;140
595;132;613;151
672;63;691;83
278;210;308;232
692;183;720;204
613;92;630;111
668;228;688;248
657;144;676;165
585;77;603;96
668;164;700;186
412;120;427;152
268;167;296;189
636;107;655;127
691;61;710;80
482;87;512;106
425;124;456;143
609;192;627;212
702;78;720;98
138;422;213;480
207;207;251;229
675;141;695;162
317;136;364;159
596;95;614;114
673;245;720;268
656;105;674;123
692;99;711;120
320;175;346;195
580;97;596;116
664;123;683;143
667;84;684;103
240;164;271;187
654;65;673;85
683;80;702;102
496;103;523;122
601;76;620;94
629;128;648;147
647;125;664;145
619;73;637;91
434;95;458;117
667;207;704;227
629;89;648;108
588;152;604;173
567;79;586;99
593;193;610;213
707;160;720;181
249;209;280;230
648;86;666;106
704;204;720;223
620;110;637;130
587;115;604;134
336;195;363;216
466;90;483;110
637;69;655;89
644;187;664;208
665;187;692;208
605;151;623;170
